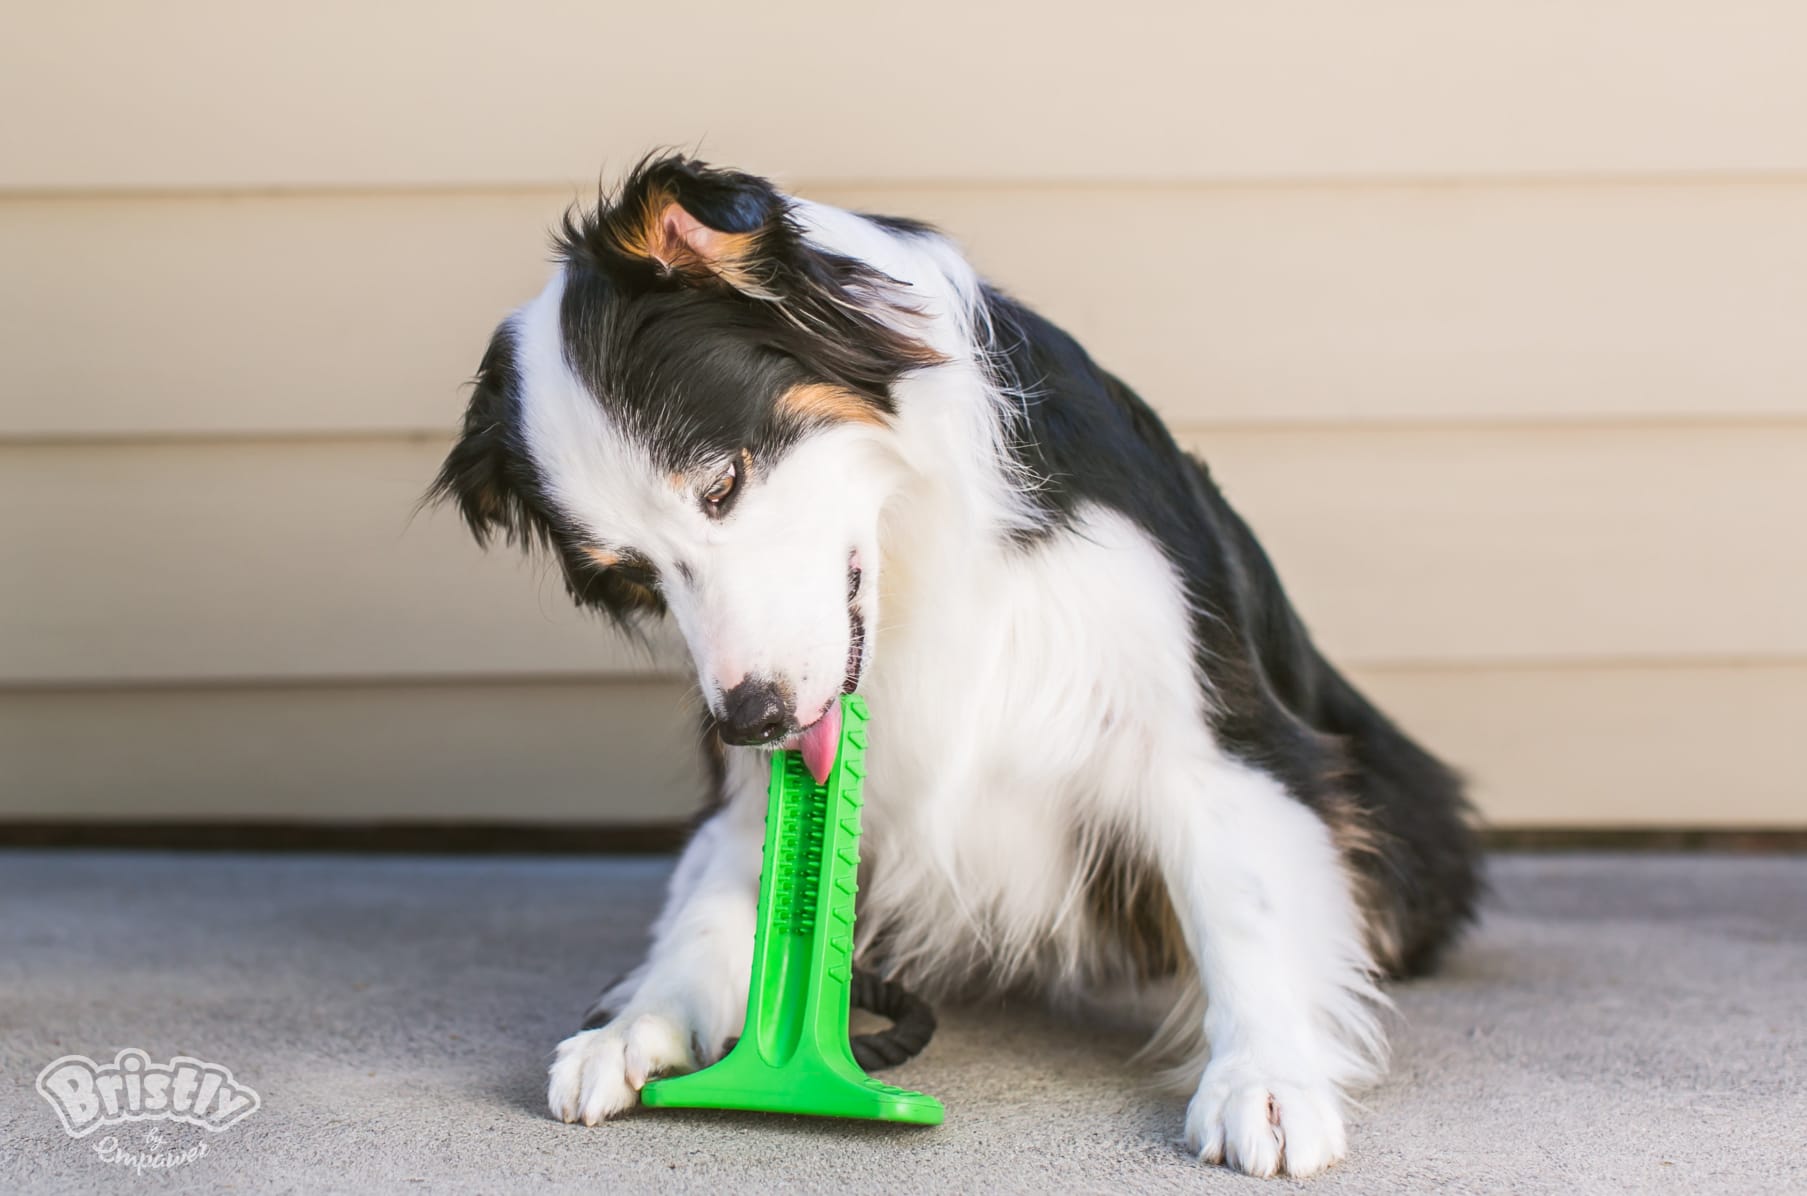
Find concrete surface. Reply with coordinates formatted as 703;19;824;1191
1;852;1802;1195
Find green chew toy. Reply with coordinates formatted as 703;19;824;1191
640;694;944;1124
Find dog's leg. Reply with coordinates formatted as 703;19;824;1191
547;757;764;1124
1155;752;1384;1178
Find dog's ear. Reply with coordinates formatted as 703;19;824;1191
427;320;666;628
592;155;785;296
638;193;756;279
427;322;542;549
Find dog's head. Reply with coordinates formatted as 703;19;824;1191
430;156;942;765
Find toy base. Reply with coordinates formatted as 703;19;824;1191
641;1046;943;1125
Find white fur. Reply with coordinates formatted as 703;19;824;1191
522;202;1383;1177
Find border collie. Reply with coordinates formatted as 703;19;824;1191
431;155;1480;1177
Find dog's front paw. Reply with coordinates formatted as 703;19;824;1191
547;1013;694;1125
1184;1061;1347;1178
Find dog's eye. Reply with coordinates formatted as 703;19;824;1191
701;458;740;516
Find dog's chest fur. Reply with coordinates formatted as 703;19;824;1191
843;502;1199;998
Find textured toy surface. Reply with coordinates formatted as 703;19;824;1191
640;694;944;1124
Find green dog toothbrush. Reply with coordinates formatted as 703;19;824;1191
639;694;944;1124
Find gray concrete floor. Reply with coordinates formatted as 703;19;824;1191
1;852;1802;1195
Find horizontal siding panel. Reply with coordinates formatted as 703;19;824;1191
4;2;1806;189
4;426;1801;683
7;183;1807;439
2;665;1799;827
0;439;681;684
1186;423;1807;667
892;183;1807;429
0;680;702;822
0;192;554;439
1358;663;1807;828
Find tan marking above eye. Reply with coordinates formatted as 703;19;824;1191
779;382;887;427
583;547;621;569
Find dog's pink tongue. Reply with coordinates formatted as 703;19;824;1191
798;700;842;785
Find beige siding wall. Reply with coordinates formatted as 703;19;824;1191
4;3;1803;827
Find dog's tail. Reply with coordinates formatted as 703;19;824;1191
1314;667;1485;977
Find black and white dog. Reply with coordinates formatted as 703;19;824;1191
432;155;1480;1177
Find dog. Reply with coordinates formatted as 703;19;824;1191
430;154;1481;1177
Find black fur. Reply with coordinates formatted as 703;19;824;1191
427;326;665;626
555;156;941;466
857;211;940;239
980;289;1481;974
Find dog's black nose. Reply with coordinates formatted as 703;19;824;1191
716;678;791;746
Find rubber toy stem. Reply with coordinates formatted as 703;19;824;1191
640;695;944;1124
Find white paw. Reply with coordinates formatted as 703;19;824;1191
1185;1063;1347;1178
547;1013;694;1125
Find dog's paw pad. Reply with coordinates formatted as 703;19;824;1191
1185;1071;1346;1178
547;1013;693;1126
